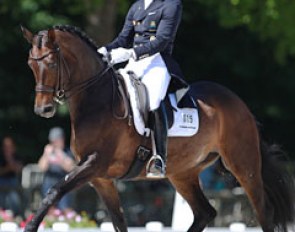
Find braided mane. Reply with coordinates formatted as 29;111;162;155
53;25;99;51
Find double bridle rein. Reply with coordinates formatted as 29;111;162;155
29;45;111;105
29;44;130;120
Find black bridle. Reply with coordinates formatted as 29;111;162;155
29;46;111;105
29;45;130;120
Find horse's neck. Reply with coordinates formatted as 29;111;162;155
57;34;113;127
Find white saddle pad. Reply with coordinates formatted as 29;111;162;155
119;70;199;137
167;94;199;137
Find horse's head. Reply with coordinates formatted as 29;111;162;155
22;26;61;118
22;25;110;118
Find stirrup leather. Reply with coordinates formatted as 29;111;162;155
146;154;166;178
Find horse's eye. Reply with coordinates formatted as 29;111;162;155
48;63;57;69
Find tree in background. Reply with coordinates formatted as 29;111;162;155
0;0;122;161
178;1;295;156
0;0;294;162
197;0;295;62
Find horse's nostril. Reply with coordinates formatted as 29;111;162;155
43;105;54;113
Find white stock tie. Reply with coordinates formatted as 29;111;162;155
144;0;153;10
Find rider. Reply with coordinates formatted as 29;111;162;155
98;0;183;178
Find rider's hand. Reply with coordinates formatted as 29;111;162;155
110;48;135;65
97;47;107;56
97;47;108;61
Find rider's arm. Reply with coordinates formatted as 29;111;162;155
105;4;136;51
133;1;182;60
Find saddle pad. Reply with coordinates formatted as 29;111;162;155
168;94;199;137
119;69;199;137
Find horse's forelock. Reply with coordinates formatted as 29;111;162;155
33;30;50;49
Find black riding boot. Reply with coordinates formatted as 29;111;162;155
146;101;168;178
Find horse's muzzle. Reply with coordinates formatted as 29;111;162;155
34;104;56;118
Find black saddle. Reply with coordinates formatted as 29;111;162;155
119;71;196;130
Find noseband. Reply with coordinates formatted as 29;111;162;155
29;45;110;105
29;43;129;120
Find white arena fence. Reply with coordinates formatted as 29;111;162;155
20;164;256;228
0;164;292;232
0;223;266;232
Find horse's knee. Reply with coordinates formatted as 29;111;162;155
42;187;60;205
84;152;99;167
64;152;99;185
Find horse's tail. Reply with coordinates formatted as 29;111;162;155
260;140;295;232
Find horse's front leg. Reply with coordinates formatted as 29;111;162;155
25;152;100;232
91;178;128;232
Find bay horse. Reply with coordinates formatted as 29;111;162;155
21;25;294;232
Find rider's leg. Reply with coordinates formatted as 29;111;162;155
139;55;170;178
147;101;168;177
125;53;170;177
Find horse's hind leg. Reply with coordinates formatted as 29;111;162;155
91;178;127;232
169;169;217;232
220;147;275;232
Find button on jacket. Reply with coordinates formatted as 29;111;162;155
106;0;182;61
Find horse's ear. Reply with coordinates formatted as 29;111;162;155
21;25;33;43
47;29;55;43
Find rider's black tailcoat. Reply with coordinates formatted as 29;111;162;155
106;0;185;82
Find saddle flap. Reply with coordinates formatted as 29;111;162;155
127;71;150;125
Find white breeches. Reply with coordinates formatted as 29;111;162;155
123;53;171;111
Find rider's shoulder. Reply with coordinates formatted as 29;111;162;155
129;0;141;12
131;0;141;7
163;0;182;12
165;0;182;4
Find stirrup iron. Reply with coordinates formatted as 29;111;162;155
146;154;166;178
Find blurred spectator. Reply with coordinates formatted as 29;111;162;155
200;160;227;191
38;127;75;211
0;136;23;215
200;160;237;191
199;164;217;190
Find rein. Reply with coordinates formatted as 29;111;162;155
29;46;110;103
29;45;130;120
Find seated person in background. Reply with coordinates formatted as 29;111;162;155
0;136;23;215
38;127;75;211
